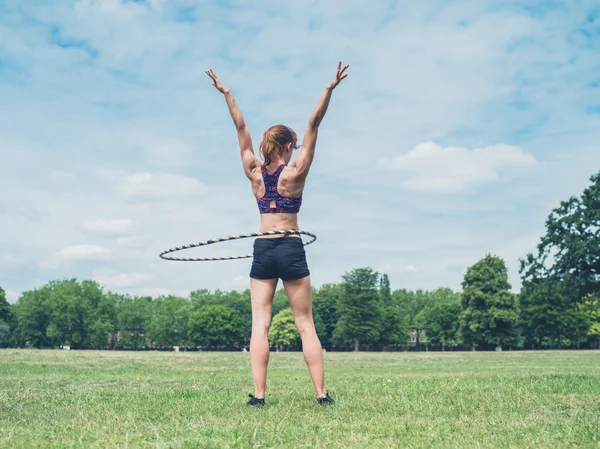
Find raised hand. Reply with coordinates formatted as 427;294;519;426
326;61;349;90
205;68;230;94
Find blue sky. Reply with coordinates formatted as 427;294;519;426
1;0;600;303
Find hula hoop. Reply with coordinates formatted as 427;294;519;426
159;229;317;262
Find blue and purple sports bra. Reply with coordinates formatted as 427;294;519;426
257;164;302;214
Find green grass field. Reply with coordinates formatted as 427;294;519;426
0;349;599;448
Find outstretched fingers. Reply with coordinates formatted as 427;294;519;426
328;61;349;88
337;62;349;80
205;68;218;83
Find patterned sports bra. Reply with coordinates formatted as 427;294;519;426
257;164;302;214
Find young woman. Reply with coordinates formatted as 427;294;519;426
206;62;349;406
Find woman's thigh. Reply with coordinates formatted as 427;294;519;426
250;277;278;328
283;276;313;327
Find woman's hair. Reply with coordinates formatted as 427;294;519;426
259;125;298;167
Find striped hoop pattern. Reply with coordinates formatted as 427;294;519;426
159;229;317;261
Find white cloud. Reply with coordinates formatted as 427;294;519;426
385;142;538;193
116;235;148;247
56;244;111;261
92;272;152;287
6;291;19;304
402;265;419;274
82;218;132;235
115;173;205;198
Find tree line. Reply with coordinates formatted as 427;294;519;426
1;171;600;351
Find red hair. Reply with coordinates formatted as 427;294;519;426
259;125;297;167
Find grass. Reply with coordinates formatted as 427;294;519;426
0;349;599;448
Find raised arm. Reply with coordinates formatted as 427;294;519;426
205;69;259;178
291;62;349;178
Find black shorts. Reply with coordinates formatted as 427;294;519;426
249;237;310;281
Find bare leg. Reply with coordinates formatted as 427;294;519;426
249;277;278;398
283;276;326;397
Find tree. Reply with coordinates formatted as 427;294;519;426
380;274;391;302
313;283;341;349
0;286;11;322
379;304;407;347
190;288;252;344
334;267;381;351
521;170;600;301
46;279;100;348
188;304;244;349
377;274;406;347
424;301;461;350
459;255;520;350
12;285;53;348
519;170;600;347
147;295;190;348
88;292;118;349
579;294;600;349
519;278;588;349
269;308;299;351
0;287;12;347
116;295;151;349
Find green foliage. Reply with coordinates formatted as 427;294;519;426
392;288;456;327
0;286;11;323
190;289;251;343
580;295;600;335
313;283;341;348
268;308;299;350
0;320;10;347
46;280;97;347
334;267;381;350
12;285;53;348
116;295;151;349
391;287;461;347
378;304;407;347
147;295;190;348
88;293;118;349
519;171;600;348
0;287;12;347
423;301;461;347
188;304;244;348
459;254;520;348
522;170;600;300
519;279;589;349
379;274;391;302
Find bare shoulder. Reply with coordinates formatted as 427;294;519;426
285;162;304;178
278;164;306;197
280;164;304;184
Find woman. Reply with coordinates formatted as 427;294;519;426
206;62;349;406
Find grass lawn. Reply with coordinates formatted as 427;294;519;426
0;349;599;448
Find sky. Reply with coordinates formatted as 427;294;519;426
1;0;600;303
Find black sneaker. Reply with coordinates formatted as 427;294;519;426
247;394;265;407
317;391;335;405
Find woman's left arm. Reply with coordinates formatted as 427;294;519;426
206;69;258;178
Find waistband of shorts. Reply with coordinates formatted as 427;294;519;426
253;236;302;246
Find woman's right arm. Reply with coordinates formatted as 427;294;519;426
206;69;259;178
291;62;349;179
